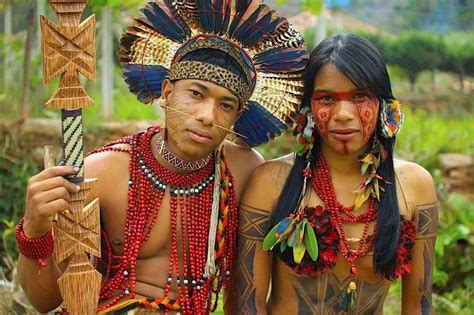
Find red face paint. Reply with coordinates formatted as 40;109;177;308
312;104;333;139
354;101;378;143
312;90;371;104
311;90;378;143
342;141;349;154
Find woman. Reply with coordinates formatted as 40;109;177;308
235;33;438;314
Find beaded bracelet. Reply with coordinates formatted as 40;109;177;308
15;218;54;268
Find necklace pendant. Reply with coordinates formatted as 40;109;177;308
342;280;357;311
342;264;358;311
350;265;357;276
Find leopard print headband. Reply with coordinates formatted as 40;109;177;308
168;61;250;107
168;36;256;107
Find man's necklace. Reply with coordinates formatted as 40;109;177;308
97;127;237;315
155;134;212;171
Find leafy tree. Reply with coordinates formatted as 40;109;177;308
87;0;143;120
392;0;474;33
440;32;474;93
88;0;143;13
276;0;324;15
387;31;444;91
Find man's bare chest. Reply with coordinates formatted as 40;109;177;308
100;189;190;259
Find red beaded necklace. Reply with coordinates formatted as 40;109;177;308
312;152;377;310
90;127;237;314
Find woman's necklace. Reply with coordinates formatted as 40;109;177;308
312;152;377;311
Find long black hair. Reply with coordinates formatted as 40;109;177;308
270;33;401;279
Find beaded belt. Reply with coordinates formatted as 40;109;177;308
55;297;181;314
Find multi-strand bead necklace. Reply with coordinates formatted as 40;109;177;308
312;153;377;311
91;127;237;314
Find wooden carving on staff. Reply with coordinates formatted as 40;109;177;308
40;0;101;314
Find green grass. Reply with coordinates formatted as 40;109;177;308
395;107;474;172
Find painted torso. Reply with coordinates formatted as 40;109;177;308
255;155;417;315
269;192;415;315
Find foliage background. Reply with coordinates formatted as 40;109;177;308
1;0;473;314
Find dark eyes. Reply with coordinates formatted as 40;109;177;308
313;95;335;105
220;103;236;112
313;93;370;105
320;95;334;103
352;93;369;102
190;90;203;98
189;89;236;112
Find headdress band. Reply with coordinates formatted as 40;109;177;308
168;61;249;106
168;35;256;106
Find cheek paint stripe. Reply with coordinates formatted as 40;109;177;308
161;104;247;139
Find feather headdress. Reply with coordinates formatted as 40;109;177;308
120;0;308;146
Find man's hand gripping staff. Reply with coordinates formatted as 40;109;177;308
19;1;100;313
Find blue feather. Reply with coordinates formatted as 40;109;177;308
238;108;273;145
140;2;190;43
197;0;213;32
212;0;223;33
239;11;272;44
234;101;287;147
233;115;263;146
242;16;283;45
231;4;263;40
220;3;231;35
231;4;284;46
254;48;308;73
228;2;250;38
122;64;168;104
276;217;292;235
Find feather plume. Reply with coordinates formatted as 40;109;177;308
122;64;168;103
234;101;287;146
139;1;191;43
254;47;308;73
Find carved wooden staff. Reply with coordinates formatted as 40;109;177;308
40;1;101;313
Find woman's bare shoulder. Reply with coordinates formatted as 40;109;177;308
394;159;437;212
240;153;295;214
223;141;265;173
252;153;294;183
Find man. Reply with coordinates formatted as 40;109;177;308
16;0;307;314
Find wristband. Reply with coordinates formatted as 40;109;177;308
15;218;54;268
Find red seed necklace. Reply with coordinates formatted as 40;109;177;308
91;127;237;314
312;152;377;310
